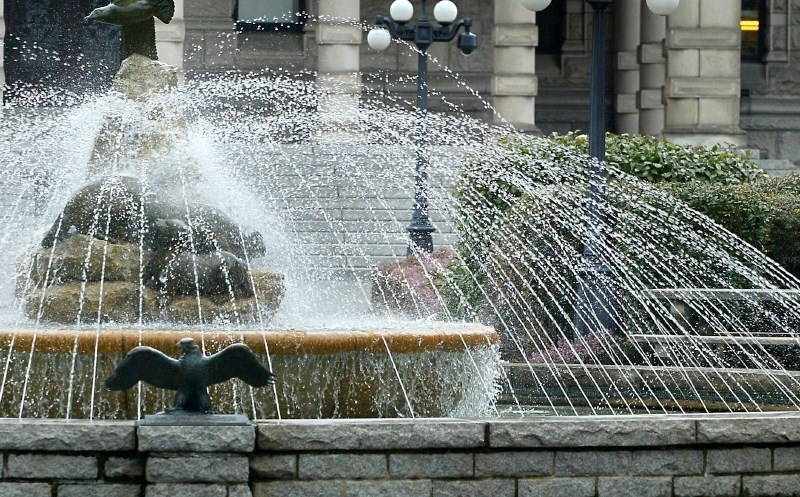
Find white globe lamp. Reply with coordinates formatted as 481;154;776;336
646;0;680;15
433;1;458;24
390;0;414;22
367;28;392;51
519;0;552;11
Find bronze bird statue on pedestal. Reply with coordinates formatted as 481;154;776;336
86;0;176;60
104;337;276;413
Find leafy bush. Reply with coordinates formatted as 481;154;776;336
552;132;766;184
439;134;798;365
668;177;800;276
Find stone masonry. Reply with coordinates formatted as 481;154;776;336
225;144;462;276
663;0;746;147
4;412;800;496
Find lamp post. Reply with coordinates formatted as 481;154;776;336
521;0;679;334
368;0;477;254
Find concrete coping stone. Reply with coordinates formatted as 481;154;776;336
253;413;800;452
5;412;800;454
491;412;800;448
138;425;256;453
696;411;800;444
488;415;698;448
0;419;136;452
257;418;487;451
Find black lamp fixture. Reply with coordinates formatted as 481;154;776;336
368;0;477;254
521;0;680;335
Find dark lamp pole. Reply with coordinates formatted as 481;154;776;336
519;0;679;334
368;0;477;254
578;0;614;335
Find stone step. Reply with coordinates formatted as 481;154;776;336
751;159;799;177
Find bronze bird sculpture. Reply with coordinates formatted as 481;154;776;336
86;0;176;60
104;337;276;413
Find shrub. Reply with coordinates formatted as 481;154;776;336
665;182;774;249
442;134;797;365
668;177;800;276
552;132;766;184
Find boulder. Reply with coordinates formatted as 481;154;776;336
31;175;282;325
24;235;151;290
89;55;187;177
24;281;160;324
163;296;257;325
44;177;264;260
161;296;216;325
158;251;251;298
250;268;285;316
111;54;178;102
42;176;145;248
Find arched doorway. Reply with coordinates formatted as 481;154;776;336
3;0;120;103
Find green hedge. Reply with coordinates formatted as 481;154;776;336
552;132;766;184
521;133;800;277
436;133;800;365
668;177;800;276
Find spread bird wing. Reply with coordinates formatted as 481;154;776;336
104;346;181;391
149;0;175;24
205;344;276;387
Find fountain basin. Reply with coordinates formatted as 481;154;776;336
0;324;499;419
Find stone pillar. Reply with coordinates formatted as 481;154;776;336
765;0;790;63
638;8;666;136
613;0;640;134
663;0;745;146
139;424;254;497
315;0;362;141
156;0;185;69
492;0;538;132
561;0;591;84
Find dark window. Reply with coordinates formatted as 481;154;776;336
536;0;566;55
741;0;767;61
234;0;307;33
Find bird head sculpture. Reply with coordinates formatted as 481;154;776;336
104;337;276;414
177;337;200;353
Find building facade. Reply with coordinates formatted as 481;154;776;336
2;0;800;165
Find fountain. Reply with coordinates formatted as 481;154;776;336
1;6;799;422
0;13;500;419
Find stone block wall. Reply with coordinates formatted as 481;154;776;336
4;413;800;496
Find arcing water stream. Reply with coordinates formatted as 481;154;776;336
1;17;799;418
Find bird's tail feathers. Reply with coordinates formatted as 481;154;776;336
152;0;175;24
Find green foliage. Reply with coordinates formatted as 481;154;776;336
441;132;800;366
665;182;774;249
551;132;766;184
669;177;800;276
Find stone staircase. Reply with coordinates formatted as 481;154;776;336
743;149;800;177
210;144;463;278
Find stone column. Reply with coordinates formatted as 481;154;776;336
139;424;254;497
156;0;185;69
315;0;362;141
561;0;591;84
638;8;666;136
613;0;640;134
492;0;538;132
765;0;790;64
663;0;745;146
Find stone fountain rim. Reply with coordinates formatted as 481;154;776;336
0;324;498;356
